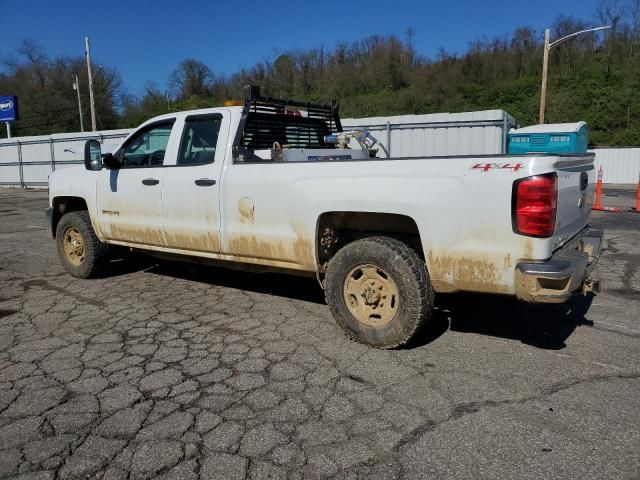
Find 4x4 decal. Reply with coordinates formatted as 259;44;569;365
472;163;523;172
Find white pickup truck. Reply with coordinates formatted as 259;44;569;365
47;88;602;348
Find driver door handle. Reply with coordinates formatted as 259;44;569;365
194;178;217;186
142;178;160;186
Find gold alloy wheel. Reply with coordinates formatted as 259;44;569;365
62;227;85;266
343;264;399;328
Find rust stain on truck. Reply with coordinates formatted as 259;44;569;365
164;231;221;252
106;225;221;252
427;251;509;294
523;238;533;259
293;235;314;267
228;231;315;269
107;224;165;247
229;235;287;261
238;197;255;224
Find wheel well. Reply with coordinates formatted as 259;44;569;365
316;212;424;282
52;196;88;238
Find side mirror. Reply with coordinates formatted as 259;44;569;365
102;153;121;170
84;140;103;171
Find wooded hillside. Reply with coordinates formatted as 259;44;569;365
2;0;638;146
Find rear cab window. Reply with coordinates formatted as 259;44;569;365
232;91;342;163
177;114;223;166
242;112;331;150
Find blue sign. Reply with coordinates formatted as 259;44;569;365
0;96;19;122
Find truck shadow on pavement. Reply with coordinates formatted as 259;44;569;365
106;254;595;350
107;254;327;304
428;293;596;350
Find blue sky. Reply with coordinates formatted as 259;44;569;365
1;0;602;95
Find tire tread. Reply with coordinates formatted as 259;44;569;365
325;236;434;348
56;211;108;278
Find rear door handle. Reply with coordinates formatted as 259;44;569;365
195;178;217;186
142;178;160;186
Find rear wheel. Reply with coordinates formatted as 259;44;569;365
56;211;108;278
325;236;435;348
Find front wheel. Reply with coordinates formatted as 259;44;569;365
325;236;435;348
56;211;108;278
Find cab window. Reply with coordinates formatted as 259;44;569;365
119;121;174;168
177;114;222;166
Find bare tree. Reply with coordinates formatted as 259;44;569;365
596;0;627;74
596;0;625;35
168;59;213;100
629;0;640;56
511;27;538;77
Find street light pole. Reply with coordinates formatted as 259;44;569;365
73;75;85;132
538;25;611;124
85;36;97;132
539;29;550;125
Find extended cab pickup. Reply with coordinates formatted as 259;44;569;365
47;89;602;348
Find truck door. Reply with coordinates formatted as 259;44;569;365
161;112;230;253
96;119;177;246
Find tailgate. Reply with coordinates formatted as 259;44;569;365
552;155;595;251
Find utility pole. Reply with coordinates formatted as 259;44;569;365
538;25;610;124
85;36;97;132
538;29;550;125
72;75;85;132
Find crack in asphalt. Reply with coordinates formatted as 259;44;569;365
21;278;107;308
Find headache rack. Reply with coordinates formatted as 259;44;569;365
234;85;342;151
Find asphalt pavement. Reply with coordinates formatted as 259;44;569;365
0;187;638;479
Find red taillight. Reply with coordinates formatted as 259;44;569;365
513;173;557;237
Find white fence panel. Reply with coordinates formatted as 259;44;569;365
0;129;131;187
20;142;50;164
342;109;515;157
0;165;20;184
53;140;89;163
592;148;640;184
22;164;52;186
0;143;19;165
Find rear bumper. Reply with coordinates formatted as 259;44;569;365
515;227;603;303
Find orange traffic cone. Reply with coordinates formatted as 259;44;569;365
592;166;621;212
631;172;640;213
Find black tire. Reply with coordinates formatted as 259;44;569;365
56;211;108;278
325;236;434;348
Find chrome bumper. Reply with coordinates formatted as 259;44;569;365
515;228;603;303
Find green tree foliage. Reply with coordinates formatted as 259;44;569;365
3;1;640;146
0;40;122;137
120;5;640;147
